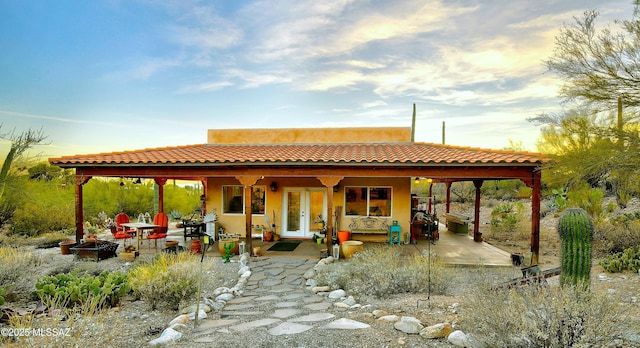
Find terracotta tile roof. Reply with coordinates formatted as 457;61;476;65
49;142;548;167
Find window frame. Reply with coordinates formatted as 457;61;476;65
222;185;267;215
344;186;392;217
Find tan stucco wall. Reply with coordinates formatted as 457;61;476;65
207;127;412;144
205;177;412;239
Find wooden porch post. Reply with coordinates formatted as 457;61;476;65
236;176;260;254
473;179;483;242
318;177;343;256
530;171;541;265
74;174;92;243
154;178;167;213
444;180;452;214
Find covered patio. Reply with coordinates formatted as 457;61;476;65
49;126;548;264
155;223;514;267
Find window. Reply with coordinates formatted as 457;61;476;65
345;186;392;216
222;185;266;214
251;186;266;215
222;186;243;214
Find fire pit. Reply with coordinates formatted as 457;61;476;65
70;240;119;262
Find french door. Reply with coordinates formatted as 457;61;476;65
282;188;326;238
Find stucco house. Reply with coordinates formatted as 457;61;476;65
49;126;548;263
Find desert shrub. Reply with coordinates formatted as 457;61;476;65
567;187;607;222
11;200;74;236
490;201;526;236
34;270;130;308
314;245;452;298
128;252;211;310
0;246;41;300
2;294;123;348
594;219;640;255
460;285;626;347
599;246;640;273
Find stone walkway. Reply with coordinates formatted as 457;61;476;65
190;257;371;343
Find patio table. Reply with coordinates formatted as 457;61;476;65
121;222;159;251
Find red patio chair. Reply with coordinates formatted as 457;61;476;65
147;212;168;250
113;213;134;247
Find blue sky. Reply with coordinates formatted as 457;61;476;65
0;0;634;160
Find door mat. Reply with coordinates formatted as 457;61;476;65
268;241;302;252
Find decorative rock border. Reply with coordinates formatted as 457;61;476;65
148;253;249;346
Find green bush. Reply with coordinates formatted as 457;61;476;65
490;201;525;235
128;252;208;310
599;246;640;273
567;187;607;222
461;285;626;347
34;270;131;308
314;245;452;298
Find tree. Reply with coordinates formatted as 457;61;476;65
546;7;640;112
0;127;48;200
536;6;640;203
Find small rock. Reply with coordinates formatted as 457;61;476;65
306;279;317;287
213;287;230;296
394;316;423;334
168;323;188;332
216;293;234;302
420;322;453;339
447;330;470;347
333;302;350;308
312;286;330;293
328;289;346;299
377;315;399;322
149;327;182;346
342;296;357;306
180;303;212;314
303;269;316;279
188;309;207;320
169;314;190;326
372;309;388;318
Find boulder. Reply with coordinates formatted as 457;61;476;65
448;330;470;347
420;322;453;339
394;316;423;334
168;314;190;326
328;289;346;299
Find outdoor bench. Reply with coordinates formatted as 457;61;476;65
444;212;473;234
348;216;390;239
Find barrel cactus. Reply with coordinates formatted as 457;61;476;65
557;208;593;289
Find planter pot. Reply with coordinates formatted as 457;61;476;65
218;238;239;255
190;239;202;254
59;240;76;255
337;230;350;244
341;240;363;259
264;231;274;242
120;251;136;261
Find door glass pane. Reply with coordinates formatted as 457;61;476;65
287;192;300;231
309;191;325;232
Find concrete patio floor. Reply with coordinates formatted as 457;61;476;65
158;224;513;267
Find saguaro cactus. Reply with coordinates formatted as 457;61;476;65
557;208;593;289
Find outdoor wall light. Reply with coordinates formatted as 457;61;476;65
270;182;278;192
414;177;420;184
